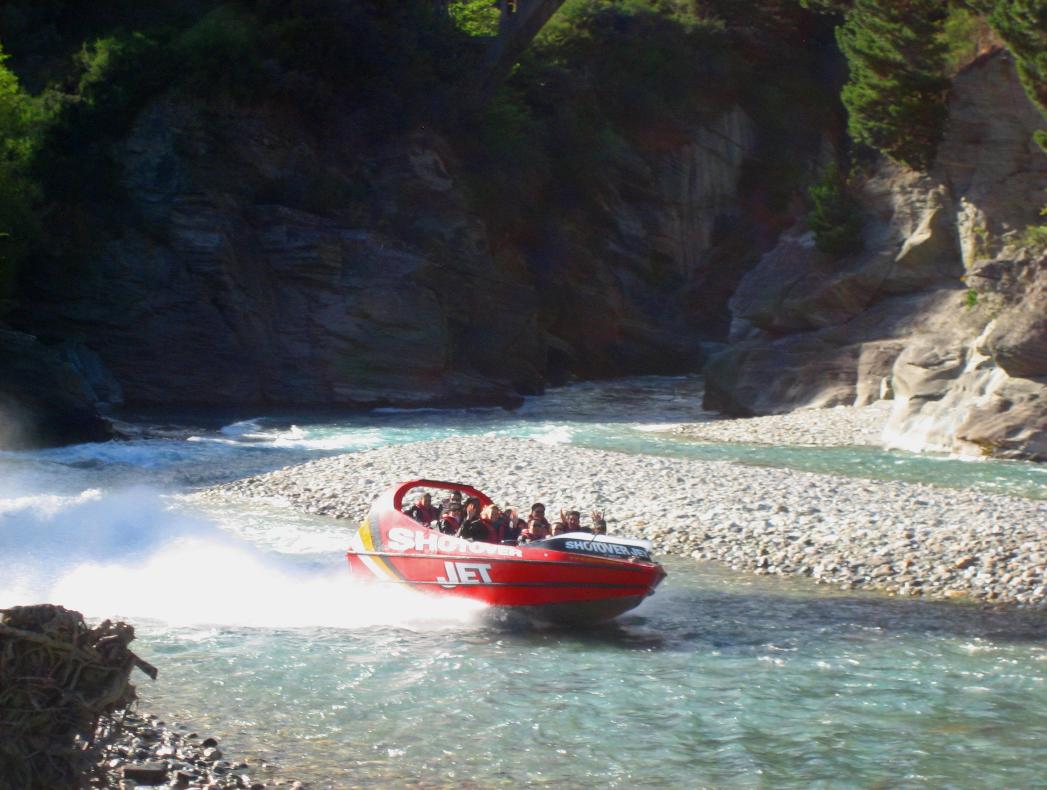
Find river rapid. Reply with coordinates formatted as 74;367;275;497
2;377;1046;788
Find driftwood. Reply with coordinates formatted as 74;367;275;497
0;604;157;790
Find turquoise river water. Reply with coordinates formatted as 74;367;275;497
1;377;1045;788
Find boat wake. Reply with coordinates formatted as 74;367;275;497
0;487;485;631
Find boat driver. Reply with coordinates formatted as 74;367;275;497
439;503;463;534
406;493;439;525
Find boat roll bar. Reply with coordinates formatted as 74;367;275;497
385;479;494;514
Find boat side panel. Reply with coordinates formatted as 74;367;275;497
346;503;666;611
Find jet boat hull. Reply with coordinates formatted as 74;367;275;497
345;479;665;624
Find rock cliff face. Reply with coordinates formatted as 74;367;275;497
705;50;1047;460
529;108;758;380
0;329;115;449
16;96;758;415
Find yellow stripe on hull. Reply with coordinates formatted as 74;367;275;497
358;516;401;581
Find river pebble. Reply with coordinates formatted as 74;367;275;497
199;434;1047;608
672;401;892;446
90;711;298;789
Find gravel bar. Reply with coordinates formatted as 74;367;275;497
672;402;892;447
198;433;1047;608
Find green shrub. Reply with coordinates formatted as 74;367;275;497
808;163;864;257
988;0;1047;153
449;0;501;37
0;44;42;306
538;1;729;129
31;31;174;237
170;5;264;98
1020;204;1047;253
941;6;998;73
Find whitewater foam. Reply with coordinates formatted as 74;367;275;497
0;486;483;630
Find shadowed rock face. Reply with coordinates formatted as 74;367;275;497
705;50;1047;460
981;261;1047;380
18;103;544;410
15;93;760;413
0;329;114;449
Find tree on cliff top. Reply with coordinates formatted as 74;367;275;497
836;0;950;171
988;0;1047;151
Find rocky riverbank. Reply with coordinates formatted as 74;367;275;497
199;431;1047;608
92;712;301;790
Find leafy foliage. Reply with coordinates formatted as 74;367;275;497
808;163;864;257
804;0;1046;163
1020;222;1047;252
0;0;1043;315
456;0;740;235
0;0;485;273
247;1;480;130
0;46;41;307
988;0;1047;151
170;5;266;97
798;0;852;12
941;6;999;73
29;31;177;258
836;0;950;171
449;0;502;36
538;0;730;129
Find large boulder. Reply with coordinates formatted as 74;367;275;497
979;258;1047;379
0;329;113;449
727;177;960;339
883;254;1047;460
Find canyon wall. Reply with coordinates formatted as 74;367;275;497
705;50;1047;460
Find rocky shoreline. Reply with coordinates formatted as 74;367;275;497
93;711;301;789
198;427;1047;609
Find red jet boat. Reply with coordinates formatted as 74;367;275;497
345;479;666;624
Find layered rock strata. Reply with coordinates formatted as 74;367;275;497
16;94;758;415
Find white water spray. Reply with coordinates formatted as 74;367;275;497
0;486;483;630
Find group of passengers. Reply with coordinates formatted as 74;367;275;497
405;492;608;545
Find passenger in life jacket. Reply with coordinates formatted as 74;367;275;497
439;490;463;515
591;511;608;535
498;506;524;544
519;502;551;542
457;497;495;543
439;503;463;534
560;509;589;533
480;504;503;543
406;493;439;525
